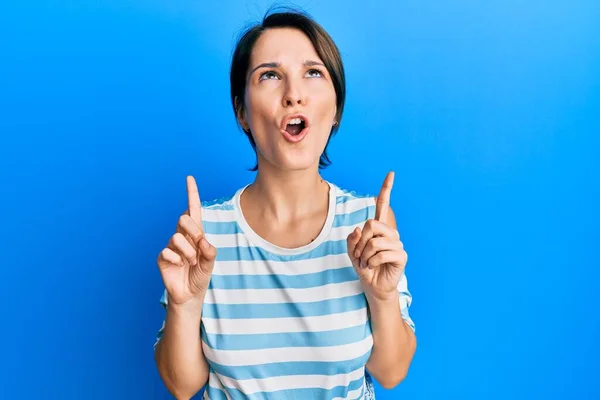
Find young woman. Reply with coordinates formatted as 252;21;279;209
154;9;416;400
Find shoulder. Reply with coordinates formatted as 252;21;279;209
330;181;376;204
182;186;242;218
329;181;377;223
201;195;236;211
197;187;244;226
331;181;397;228
199;183;249;211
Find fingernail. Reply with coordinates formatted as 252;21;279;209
354;250;360;258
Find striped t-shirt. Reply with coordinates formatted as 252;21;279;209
155;181;415;399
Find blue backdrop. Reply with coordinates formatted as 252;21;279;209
1;0;599;399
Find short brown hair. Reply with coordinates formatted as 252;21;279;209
230;7;346;170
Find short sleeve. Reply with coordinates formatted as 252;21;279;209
153;289;169;349
397;273;415;332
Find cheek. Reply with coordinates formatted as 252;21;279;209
310;82;337;114
246;94;278;129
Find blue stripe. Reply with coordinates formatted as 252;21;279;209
338;188;375;198
202;196;234;208
203;221;242;235
211;375;365;400
209;266;357;290
336;194;358;204
215;239;348;262
159;290;167;307
205;203;235;211
205;385;228;400
333;206;375;227
202;322;372;351
202;293;367;319
206;350;372;380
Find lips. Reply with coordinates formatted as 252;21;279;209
281;113;310;131
280;113;311;143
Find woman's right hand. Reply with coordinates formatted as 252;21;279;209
157;176;217;307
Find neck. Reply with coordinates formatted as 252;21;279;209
246;162;329;223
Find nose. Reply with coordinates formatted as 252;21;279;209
282;79;306;107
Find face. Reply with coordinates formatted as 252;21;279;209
240;27;337;171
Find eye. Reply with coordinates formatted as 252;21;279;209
306;68;324;78
259;71;279;81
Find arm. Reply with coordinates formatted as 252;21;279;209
154;176;218;399
365;207;417;388
154;294;209;400
365;291;416;388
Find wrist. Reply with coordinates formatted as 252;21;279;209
365;290;400;310
167;295;205;317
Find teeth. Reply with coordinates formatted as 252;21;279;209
288;117;303;125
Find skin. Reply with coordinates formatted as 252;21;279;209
348;171;417;388
154;27;416;399
237;27;338;247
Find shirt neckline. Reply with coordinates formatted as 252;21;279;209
233;181;337;256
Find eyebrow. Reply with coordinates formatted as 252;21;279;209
249;60;326;77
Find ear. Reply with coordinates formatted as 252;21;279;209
332;105;338;127
234;96;248;131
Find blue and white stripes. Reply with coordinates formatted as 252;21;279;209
156;181;414;399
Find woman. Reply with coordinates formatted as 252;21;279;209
154;9;416;400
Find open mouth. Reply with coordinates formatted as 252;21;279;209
280;114;310;142
285;117;306;136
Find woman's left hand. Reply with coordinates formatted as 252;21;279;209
347;172;408;302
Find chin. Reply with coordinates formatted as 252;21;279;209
256;134;329;171
281;157;321;171
267;152;322;171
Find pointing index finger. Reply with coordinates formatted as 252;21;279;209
375;171;394;222
186;175;203;227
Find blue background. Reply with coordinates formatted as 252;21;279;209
1;0;599;398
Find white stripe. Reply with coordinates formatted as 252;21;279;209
207;232;250;248
328;224;365;240
202;308;368;335
204;280;362;305
397;274;412;305
213;366;365;394
337;196;375;214
203;335;373;366
212;252;351;276
202;207;236;222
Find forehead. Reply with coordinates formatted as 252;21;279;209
250;27;321;64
